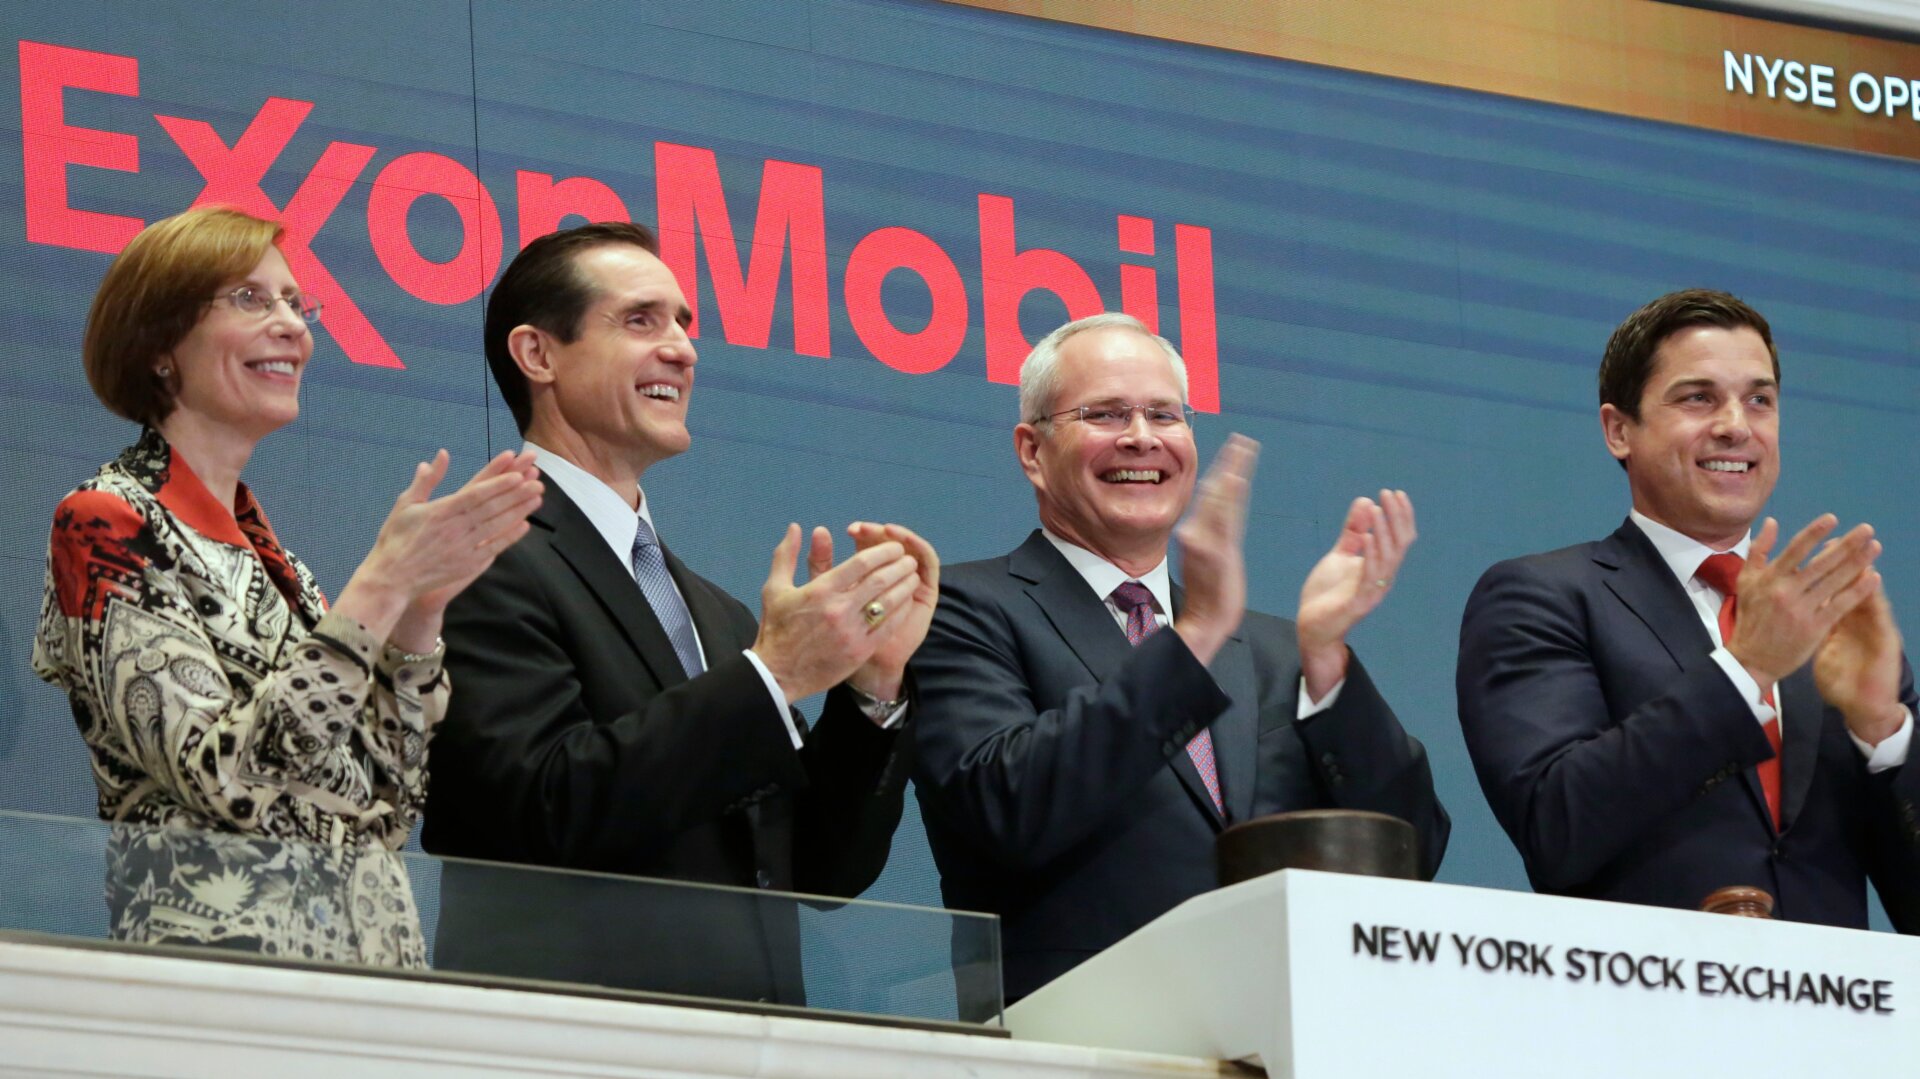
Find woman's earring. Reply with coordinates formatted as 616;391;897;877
156;366;172;378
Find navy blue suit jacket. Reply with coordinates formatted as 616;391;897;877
912;531;1449;1003
1458;519;1920;928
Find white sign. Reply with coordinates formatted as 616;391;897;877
1008;870;1916;1075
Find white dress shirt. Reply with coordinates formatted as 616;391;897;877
1629;511;1911;772
1040;530;1343;718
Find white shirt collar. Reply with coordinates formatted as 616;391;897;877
525;441;657;565
1629;509;1752;593
1041;529;1174;615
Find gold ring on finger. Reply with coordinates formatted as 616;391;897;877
863;600;887;628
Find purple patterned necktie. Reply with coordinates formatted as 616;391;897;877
1111;580;1223;814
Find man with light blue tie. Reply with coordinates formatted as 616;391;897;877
423;222;938;1004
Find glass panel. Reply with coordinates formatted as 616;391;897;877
0;809;1002;1028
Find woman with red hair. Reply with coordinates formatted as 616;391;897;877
33;206;541;967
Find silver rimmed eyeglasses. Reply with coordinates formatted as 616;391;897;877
1039;403;1195;430
214;286;323;324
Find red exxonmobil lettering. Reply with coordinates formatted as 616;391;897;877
18;39;1221;410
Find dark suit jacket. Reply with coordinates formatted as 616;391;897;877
910;531;1449;1003
1457;518;1920;929
422;476;912;1003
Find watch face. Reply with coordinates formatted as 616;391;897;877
855;692;905;723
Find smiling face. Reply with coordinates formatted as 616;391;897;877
165;245;312;442
1016;326;1198;567
1602;324;1779;549
523;243;697;478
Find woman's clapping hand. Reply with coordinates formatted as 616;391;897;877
338;450;543;650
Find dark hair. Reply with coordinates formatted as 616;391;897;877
484;221;660;433
1599;288;1780;422
85;207;284;427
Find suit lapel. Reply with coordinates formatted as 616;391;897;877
662;544;739;659
1777;668;1822;833
1200;616;1257;824
1597;522;1714;673
1597;519;1775;832
1010;534;1230;826
535;478;688;690
1011;532;1135;685
1162;580;1232;825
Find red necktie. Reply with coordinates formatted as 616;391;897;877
1695;553;1782;828
1112;581;1223;814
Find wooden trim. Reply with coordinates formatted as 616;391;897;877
940;0;1920;161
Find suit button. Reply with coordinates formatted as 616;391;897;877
755;869;773;888
1321;752;1337;766
1772;843;1785;859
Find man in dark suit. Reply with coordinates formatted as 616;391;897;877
422;222;938;1004
1458;288;1920;929
910;312;1449;1004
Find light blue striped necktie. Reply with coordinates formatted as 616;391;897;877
631;515;704;677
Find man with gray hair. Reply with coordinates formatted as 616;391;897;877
910;312;1449;1004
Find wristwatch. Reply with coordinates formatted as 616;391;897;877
848;684;907;722
388;637;445;666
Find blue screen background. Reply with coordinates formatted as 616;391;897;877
2;0;1915;960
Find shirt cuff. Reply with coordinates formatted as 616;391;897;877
741;649;804;750
1297;675;1345;720
1851;706;1914;774
1709;647;1777;725
308;610;382;675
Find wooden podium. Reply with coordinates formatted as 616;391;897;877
1008;869;1918;1075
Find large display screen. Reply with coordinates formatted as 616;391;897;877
5;0;1916;928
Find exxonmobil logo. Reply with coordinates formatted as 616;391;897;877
19;39;1222;411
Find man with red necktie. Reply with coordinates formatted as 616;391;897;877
910;313;1449;1006
1459;288;1920;930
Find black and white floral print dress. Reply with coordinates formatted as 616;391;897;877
33;429;444;967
